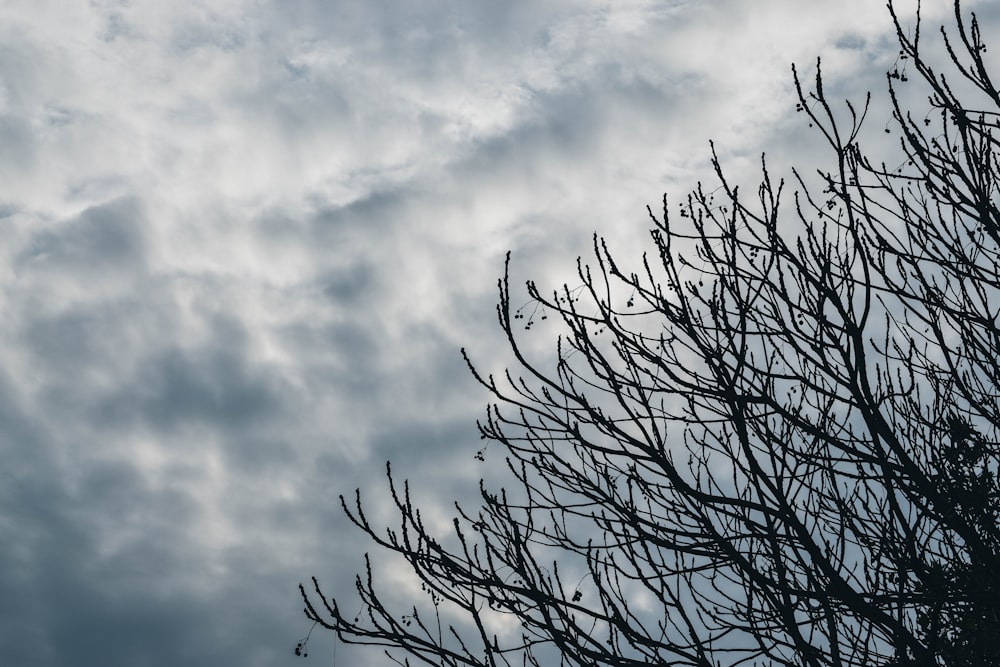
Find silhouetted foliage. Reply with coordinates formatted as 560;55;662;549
301;2;1000;665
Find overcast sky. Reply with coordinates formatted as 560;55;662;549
0;1;992;666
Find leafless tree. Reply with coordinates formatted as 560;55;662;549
300;2;1000;665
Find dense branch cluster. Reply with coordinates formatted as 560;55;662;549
301;3;1000;666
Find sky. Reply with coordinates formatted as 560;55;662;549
0;1;993;666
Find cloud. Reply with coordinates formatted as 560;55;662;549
0;1;993;665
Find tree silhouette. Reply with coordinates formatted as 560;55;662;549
301;2;1000;665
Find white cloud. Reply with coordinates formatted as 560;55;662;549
0;1;993;665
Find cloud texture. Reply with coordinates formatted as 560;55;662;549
0;1;992;665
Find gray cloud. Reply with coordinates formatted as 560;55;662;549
0;1;988;665
18;197;146;272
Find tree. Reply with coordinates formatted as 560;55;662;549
300;2;1000;665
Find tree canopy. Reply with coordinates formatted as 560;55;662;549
301;2;1000;665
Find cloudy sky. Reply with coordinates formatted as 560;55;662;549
0;1;992;665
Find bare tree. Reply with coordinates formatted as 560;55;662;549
300;2;1000;665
